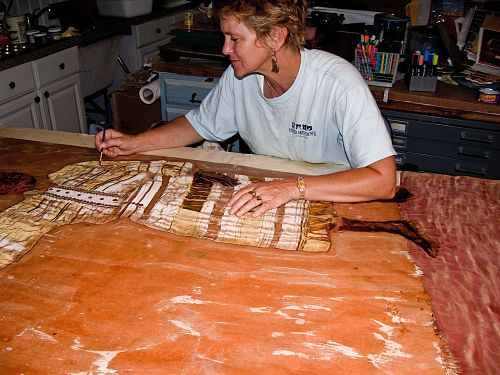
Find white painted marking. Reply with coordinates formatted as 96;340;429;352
304;341;363;360
70;338;123;374
196;354;224;364
372;319;394;337
374;296;403;302
170;295;204;304
169;320;200;337
17;328;58;343
272;349;310;359
250;307;272;313
89;351;122;374
290;331;316;337
367;332;412;368
329;297;345;301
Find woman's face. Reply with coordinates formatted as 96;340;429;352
220;16;271;78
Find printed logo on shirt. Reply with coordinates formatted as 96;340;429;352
289;122;317;138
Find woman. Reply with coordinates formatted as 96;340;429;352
96;0;396;218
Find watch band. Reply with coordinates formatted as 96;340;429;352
297;176;306;200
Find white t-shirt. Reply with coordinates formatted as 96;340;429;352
186;48;396;168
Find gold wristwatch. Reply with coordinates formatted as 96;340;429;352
297;176;306;200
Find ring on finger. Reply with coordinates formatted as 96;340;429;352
249;190;258;198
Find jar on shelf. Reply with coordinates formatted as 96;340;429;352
33;31;47;47
47;26;62;41
26;29;39;45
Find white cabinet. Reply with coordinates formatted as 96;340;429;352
0;47;86;133
0;92;44;129
110;10;188;92
38;74;86;133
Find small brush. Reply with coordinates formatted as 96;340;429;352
99;124;107;165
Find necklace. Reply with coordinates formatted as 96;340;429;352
264;78;278;99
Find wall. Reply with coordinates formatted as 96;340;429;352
311;0;408;17
5;0;66;27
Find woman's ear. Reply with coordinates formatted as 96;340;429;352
270;25;288;49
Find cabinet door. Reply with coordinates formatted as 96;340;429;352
0;92;44;129
39;75;86;133
0;62;36;105
33;46;80;88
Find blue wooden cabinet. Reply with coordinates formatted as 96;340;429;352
159;72;218;121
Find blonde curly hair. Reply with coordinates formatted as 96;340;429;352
213;0;308;51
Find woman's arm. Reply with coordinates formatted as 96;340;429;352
227;156;397;217
96;116;205;157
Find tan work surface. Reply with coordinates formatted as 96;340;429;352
0;130;452;373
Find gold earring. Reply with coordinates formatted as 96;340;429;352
271;50;279;73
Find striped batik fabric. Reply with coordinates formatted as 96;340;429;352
0;161;334;268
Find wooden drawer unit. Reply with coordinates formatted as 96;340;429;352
405;153;500;179
407;121;499;149
383;109;500;179
160;73;218;121
33;46;80;87
0;62;36;105
134;18;169;48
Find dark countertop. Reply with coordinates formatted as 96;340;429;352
94;2;197;35
0;29;118;72
0;2;196;72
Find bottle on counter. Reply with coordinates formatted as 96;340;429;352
0;21;9;49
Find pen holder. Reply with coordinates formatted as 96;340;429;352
354;50;399;87
404;73;438;92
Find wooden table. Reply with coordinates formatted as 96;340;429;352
0;128;456;374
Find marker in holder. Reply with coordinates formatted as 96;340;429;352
404;50;438;92
355;50;399;87
354;34;399;87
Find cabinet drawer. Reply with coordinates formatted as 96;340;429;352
135;19;166;48
33;47;79;87
0;62;35;105
407;137;500;164
165;105;191;122
164;75;217;107
407;121;499;149
405;152;499;179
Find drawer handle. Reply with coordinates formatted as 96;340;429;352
190;92;202;104
457;146;490;159
455;163;486;176
204;78;214;82
59;63;65;70
156;28;161;33
460;130;493;144
34;96;40;103
8;81;15;89
43;91;50;98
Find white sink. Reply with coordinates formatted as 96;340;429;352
96;0;153;18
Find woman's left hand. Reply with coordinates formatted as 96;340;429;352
227;179;298;218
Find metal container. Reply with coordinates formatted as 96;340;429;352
48;26;62;41
478;88;500;104
6;15;27;44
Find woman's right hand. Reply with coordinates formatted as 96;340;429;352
95;129;139;157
